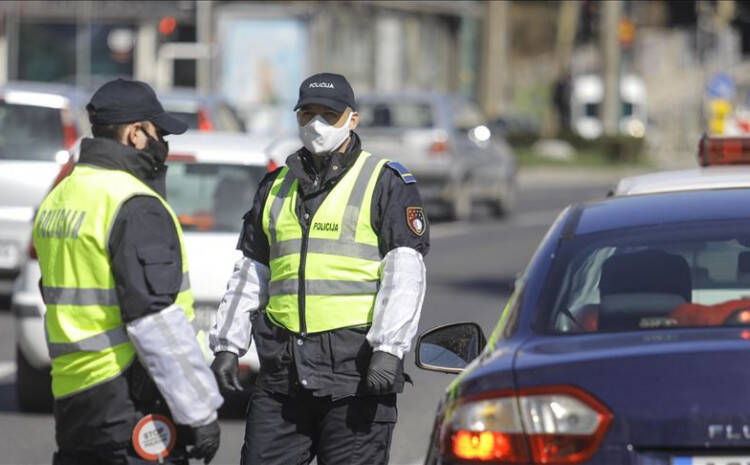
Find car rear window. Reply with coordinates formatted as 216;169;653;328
166;163;266;233
584;102;599;118
164;102;245;132
452;99;485;131
216;102;245;132
0;102;64;161
543;220;750;334
358;102;434;129
167;111;199;130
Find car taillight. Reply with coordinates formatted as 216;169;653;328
267;159;278;172
61;108;78;149
52;156;75;187
444;386;612;464
167;154;197;162
178;213;215;231
429;140;449;156
198;108;214;131
429;131;450;157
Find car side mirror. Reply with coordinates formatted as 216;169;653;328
415;322;486;374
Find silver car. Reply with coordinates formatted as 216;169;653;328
356;92;517;220
0;82;88;297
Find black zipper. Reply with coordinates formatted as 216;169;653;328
297;176;317;335
297;172;330;335
298;216;310;335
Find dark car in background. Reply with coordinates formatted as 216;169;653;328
417;188;750;465
356;92;517;221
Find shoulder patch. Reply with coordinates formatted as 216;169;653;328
386;161;416;184
406;207;426;236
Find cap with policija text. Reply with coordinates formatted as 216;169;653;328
294;73;356;113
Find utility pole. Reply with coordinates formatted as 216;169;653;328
374;13;403;92
478;0;508;119
5;1;18;82
555;1;581;78
135;22;158;85
550;0;581;136
601;0;621;136
75;2;92;90
196;0;213;92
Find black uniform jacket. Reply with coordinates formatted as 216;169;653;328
238;131;430;399
53;137;184;451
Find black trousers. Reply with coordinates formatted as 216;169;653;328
52;446;189;465
240;387;397;465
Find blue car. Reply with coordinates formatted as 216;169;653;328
417;188;750;465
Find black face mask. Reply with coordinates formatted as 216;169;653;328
139;128;169;165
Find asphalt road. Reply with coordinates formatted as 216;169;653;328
0;180;612;465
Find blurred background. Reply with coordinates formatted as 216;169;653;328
2;0;750;161
4;2;750;464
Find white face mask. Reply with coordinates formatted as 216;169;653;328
298;111;352;154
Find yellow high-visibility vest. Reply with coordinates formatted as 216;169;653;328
33;164;196;398
262;152;388;333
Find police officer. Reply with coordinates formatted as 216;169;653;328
210;72;429;465
33;79;223;465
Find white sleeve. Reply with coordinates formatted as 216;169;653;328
366;247;427;359
209;257;269;356
126;304;223;427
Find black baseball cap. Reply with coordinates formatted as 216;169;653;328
293;72;356;113
86;78;188;135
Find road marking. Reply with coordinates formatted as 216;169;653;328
430;222;470;239
509;209;561;228
0;361;16;380
430;209;561;239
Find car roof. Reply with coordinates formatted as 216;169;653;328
574;188;750;236
167;131;270;166
615;166;750;195
0;81;88;107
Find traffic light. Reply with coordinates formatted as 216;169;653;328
159;16;177;37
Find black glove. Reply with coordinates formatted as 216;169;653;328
366;351;402;395
187;420;220;464
210;351;243;393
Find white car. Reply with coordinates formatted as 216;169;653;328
11;130;271;411
613;136;750;196
571;73;647;140
614;166;750;196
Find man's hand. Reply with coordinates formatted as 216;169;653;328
188;420;220;464
210;351;243;392
366;351;402;395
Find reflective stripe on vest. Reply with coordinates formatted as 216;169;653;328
262;152;387;333
43;273;191;358
41;273;190;306
33;165;196;398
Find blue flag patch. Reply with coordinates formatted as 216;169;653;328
386;161;416;184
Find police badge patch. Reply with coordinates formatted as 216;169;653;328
406;207;426;236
